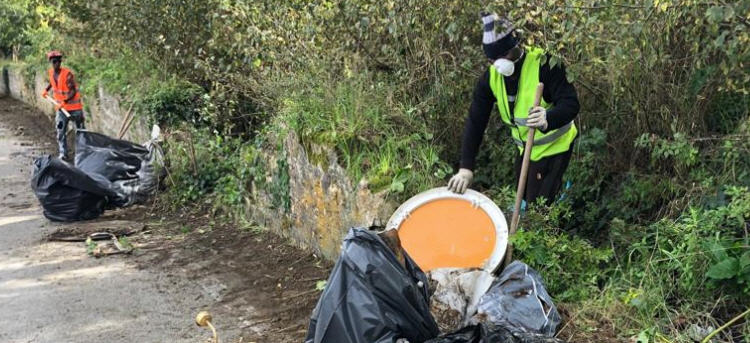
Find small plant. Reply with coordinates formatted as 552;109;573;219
85;237;97;256
117;236;134;251
635;129;699;173
511;227;613;301
703;186;750;294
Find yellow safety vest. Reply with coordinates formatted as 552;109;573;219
489;47;577;161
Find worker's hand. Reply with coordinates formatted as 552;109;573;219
42;90;48;98
54;101;64;112
527;106;548;130
447;168;473;194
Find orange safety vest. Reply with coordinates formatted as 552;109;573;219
48;67;83;111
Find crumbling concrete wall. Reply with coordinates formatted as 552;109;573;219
250;130;397;260
3;66;149;142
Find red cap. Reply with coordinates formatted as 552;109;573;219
47;51;63;60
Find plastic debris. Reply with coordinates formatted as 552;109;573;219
305;228;440;343
31;127;163;221
475;261;562;336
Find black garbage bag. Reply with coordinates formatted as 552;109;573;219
30;155;124;221
74;129;163;206
476;261;562;336
424;325;483;343
425;323;564;343
305;228;440;343
31;128;163;222
75;130;150;181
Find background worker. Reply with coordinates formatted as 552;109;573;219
41;50;85;160
448;13;580;206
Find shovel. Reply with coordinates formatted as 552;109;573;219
44;95;71;118
499;82;544;272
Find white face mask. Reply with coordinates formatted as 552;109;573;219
493;58;515;76
493;48;524;77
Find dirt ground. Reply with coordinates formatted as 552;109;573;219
0;96;330;343
130;208;333;342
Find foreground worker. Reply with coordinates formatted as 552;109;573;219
448;13;580;205
41;50;85;160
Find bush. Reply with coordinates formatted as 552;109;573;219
610;186;749;331
512;226;613;301
162;127;266;215
141;80;204;127
0;1;31;59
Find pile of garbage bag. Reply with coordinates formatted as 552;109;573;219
424;323;564;343
305;228;440;343
305;228;565;343
31;127;163;221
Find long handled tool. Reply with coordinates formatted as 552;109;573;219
44;95;71;118
117;102;135;139
500;82;544;271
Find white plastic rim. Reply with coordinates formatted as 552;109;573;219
387;187;508;273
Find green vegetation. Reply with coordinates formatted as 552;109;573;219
279;71;453;195
3;0;749;341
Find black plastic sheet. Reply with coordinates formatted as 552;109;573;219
30;129;162;222
74;130;162;205
425;324;564;343
30;155;122;221
305;228;440;343
476;261;562;336
75;130;150;182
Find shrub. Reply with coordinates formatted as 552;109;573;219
141;80;204;127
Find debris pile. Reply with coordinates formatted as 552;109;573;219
306;227;565;343
31;127;163;221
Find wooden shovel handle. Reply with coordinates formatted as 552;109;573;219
44;96;71;118
499;82;544;272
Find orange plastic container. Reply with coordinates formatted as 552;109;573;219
387;188;508;272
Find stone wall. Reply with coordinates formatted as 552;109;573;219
2;66;149;142
1;68;8;96
250;130;397;260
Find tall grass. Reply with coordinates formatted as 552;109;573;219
277;70;453;197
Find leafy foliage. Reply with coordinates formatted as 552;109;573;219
3;0;749;340
0;1;31;59
278;70;452;196
511;218;614;301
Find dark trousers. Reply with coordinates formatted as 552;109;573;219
514;141;575;206
56;109;85;157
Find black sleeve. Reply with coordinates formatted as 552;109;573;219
539;58;579;132
459;70;496;171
